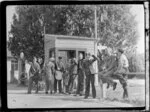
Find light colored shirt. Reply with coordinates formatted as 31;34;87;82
118;54;129;69
45;61;55;80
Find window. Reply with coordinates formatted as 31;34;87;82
49;49;55;58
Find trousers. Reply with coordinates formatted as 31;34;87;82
68;74;76;93
54;77;62;93
27;76;39;93
45;76;54;93
114;68;129;98
98;70;116;86
85;73;96;98
76;69;84;95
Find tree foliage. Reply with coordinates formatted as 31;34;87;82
8;5;139;61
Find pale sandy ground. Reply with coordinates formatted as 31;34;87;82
7;79;145;108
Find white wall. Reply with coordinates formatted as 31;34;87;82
56;39;94;54
7;60;11;83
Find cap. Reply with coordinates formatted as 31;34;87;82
58;57;62;59
118;48;124;54
49;57;55;62
87;52;91;56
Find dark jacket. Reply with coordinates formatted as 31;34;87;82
83;55;97;75
56;61;65;72
29;62;40;77
77;59;84;71
105;56;118;72
69;59;78;75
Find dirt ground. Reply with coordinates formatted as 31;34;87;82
7;79;145;108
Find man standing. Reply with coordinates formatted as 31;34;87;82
67;58;78;94
83;53;97;99
114;48;129;99
54;57;65;94
98;49;117;90
27;57;40;94
44;57;55;94
75;53;84;96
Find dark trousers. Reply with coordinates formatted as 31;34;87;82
76;69;84;95
67;74;76;93
54;77;62;93
114;73;128;98
27;76;38;93
98;70;116;86
115;73;127;86
85;73;96;98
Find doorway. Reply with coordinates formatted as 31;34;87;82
78;51;86;59
67;50;76;59
58;50;76;68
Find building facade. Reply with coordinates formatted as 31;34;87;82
44;34;98;85
7;49;19;83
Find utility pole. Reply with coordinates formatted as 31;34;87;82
94;5;101;97
94;6;97;42
43;23;46;64
94;5;104;99
94;5;98;86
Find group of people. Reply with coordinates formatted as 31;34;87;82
27;48;129;99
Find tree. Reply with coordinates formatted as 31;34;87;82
8;6;45;61
8;5;139;62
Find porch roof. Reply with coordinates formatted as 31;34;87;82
45;34;95;41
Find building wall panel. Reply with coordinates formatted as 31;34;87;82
56;39;95;54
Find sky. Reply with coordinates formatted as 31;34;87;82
6;5;145;54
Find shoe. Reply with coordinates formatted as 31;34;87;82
27;92;31;94
79;94;83;96
84;96;88;99
93;96;96;99
59;92;63;94
113;82;117;90
107;83;110;89
45;92;48;94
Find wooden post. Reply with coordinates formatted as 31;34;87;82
94;6;104;99
94;6;98;86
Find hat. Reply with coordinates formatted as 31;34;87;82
87;52;91;56
58;57;62;59
49;57;55;62
118;48;124;54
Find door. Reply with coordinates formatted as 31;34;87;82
78;51;86;59
58;51;68;68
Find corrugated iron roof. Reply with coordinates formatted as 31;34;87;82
45;34;95;41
